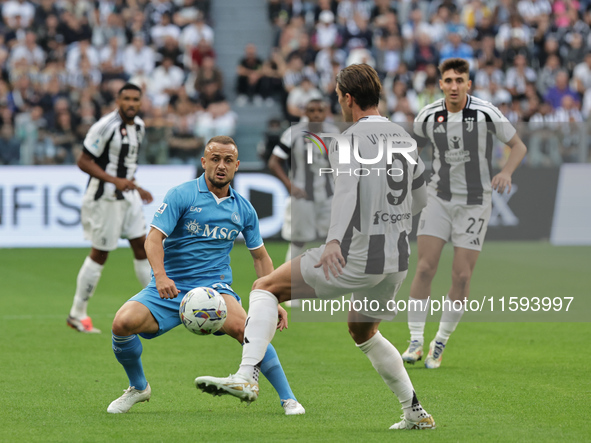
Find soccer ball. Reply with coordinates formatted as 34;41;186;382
179;287;228;335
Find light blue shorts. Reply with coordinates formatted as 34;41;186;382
129;280;240;339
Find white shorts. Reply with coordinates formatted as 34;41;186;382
81;191;146;251
417;191;492;251
281;196;332;243
300;245;407;321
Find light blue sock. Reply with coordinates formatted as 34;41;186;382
259;343;296;402
112;333;147;391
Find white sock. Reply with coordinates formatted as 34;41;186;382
408;297;430;344
237;289;279;380
133;258;152;287
70;257;104;319
435;295;465;345
356;331;415;410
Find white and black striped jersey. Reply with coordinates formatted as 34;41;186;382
414;95;516;205
82;109;145;201
272;121;340;202
326;116;426;274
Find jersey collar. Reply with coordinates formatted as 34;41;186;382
197;174;235;198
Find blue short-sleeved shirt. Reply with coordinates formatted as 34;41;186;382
150;174;263;286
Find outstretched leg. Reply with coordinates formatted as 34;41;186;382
348;309;435;430
107;300;158;413
214;293;305;415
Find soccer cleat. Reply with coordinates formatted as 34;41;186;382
402;340;423;364
389;414;436;430
67;316;101;333
282;399;305;415
195;374;259;403
424;340;446;369
107;383;151;413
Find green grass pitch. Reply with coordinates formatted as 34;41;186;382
0;242;589;442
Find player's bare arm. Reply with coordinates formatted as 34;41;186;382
250;245;274;278
145;227;179;299
136;187;153;204
77;151;136;192
268;154;307;199
491;133;528;194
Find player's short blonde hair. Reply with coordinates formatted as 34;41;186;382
205;136;238;156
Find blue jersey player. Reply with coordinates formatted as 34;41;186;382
107;136;305;415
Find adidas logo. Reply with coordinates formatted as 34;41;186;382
434;125;446;134
470;238;481;246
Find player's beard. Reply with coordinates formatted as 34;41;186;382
208;171;232;189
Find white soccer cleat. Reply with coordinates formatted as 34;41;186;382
107;383;151;413
67;316;101;333
390;414;436;430
424;340;446;369
401;340;423;364
195;374;259;403
282;399;305;415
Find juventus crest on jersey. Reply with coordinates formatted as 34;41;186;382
82;109;146;201
414;95;516;205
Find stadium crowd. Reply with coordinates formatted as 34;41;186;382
1;0;590;167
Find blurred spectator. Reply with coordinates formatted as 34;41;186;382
412;32;439;72
439;29;474;67
528;102;562;166
416;76;443;110
179;12;214;51
342;13;372;51
236;43;263;104
150;12;181;49
0;106;20;164
536;54;560;97
190;38;216;68
142;105;172;165
9;31;45;70
49;111;78;164
144;0;175;27
57;10;92;45
167;99;202;164
123;33;155;77
92;12;127;49
157;35;184;67
286;77;322;121
2;0;35;29
66;38;99;74
280;15;306;55
259;48;286;102
573;52;591;95
195;81;236;142
506;53;537;99
186;55;223;98
311;10;341;51
15;105;48;165
99;36;127;82
563;33;586;74
544;70;579;109
148;56;185;107
288;33;316;66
